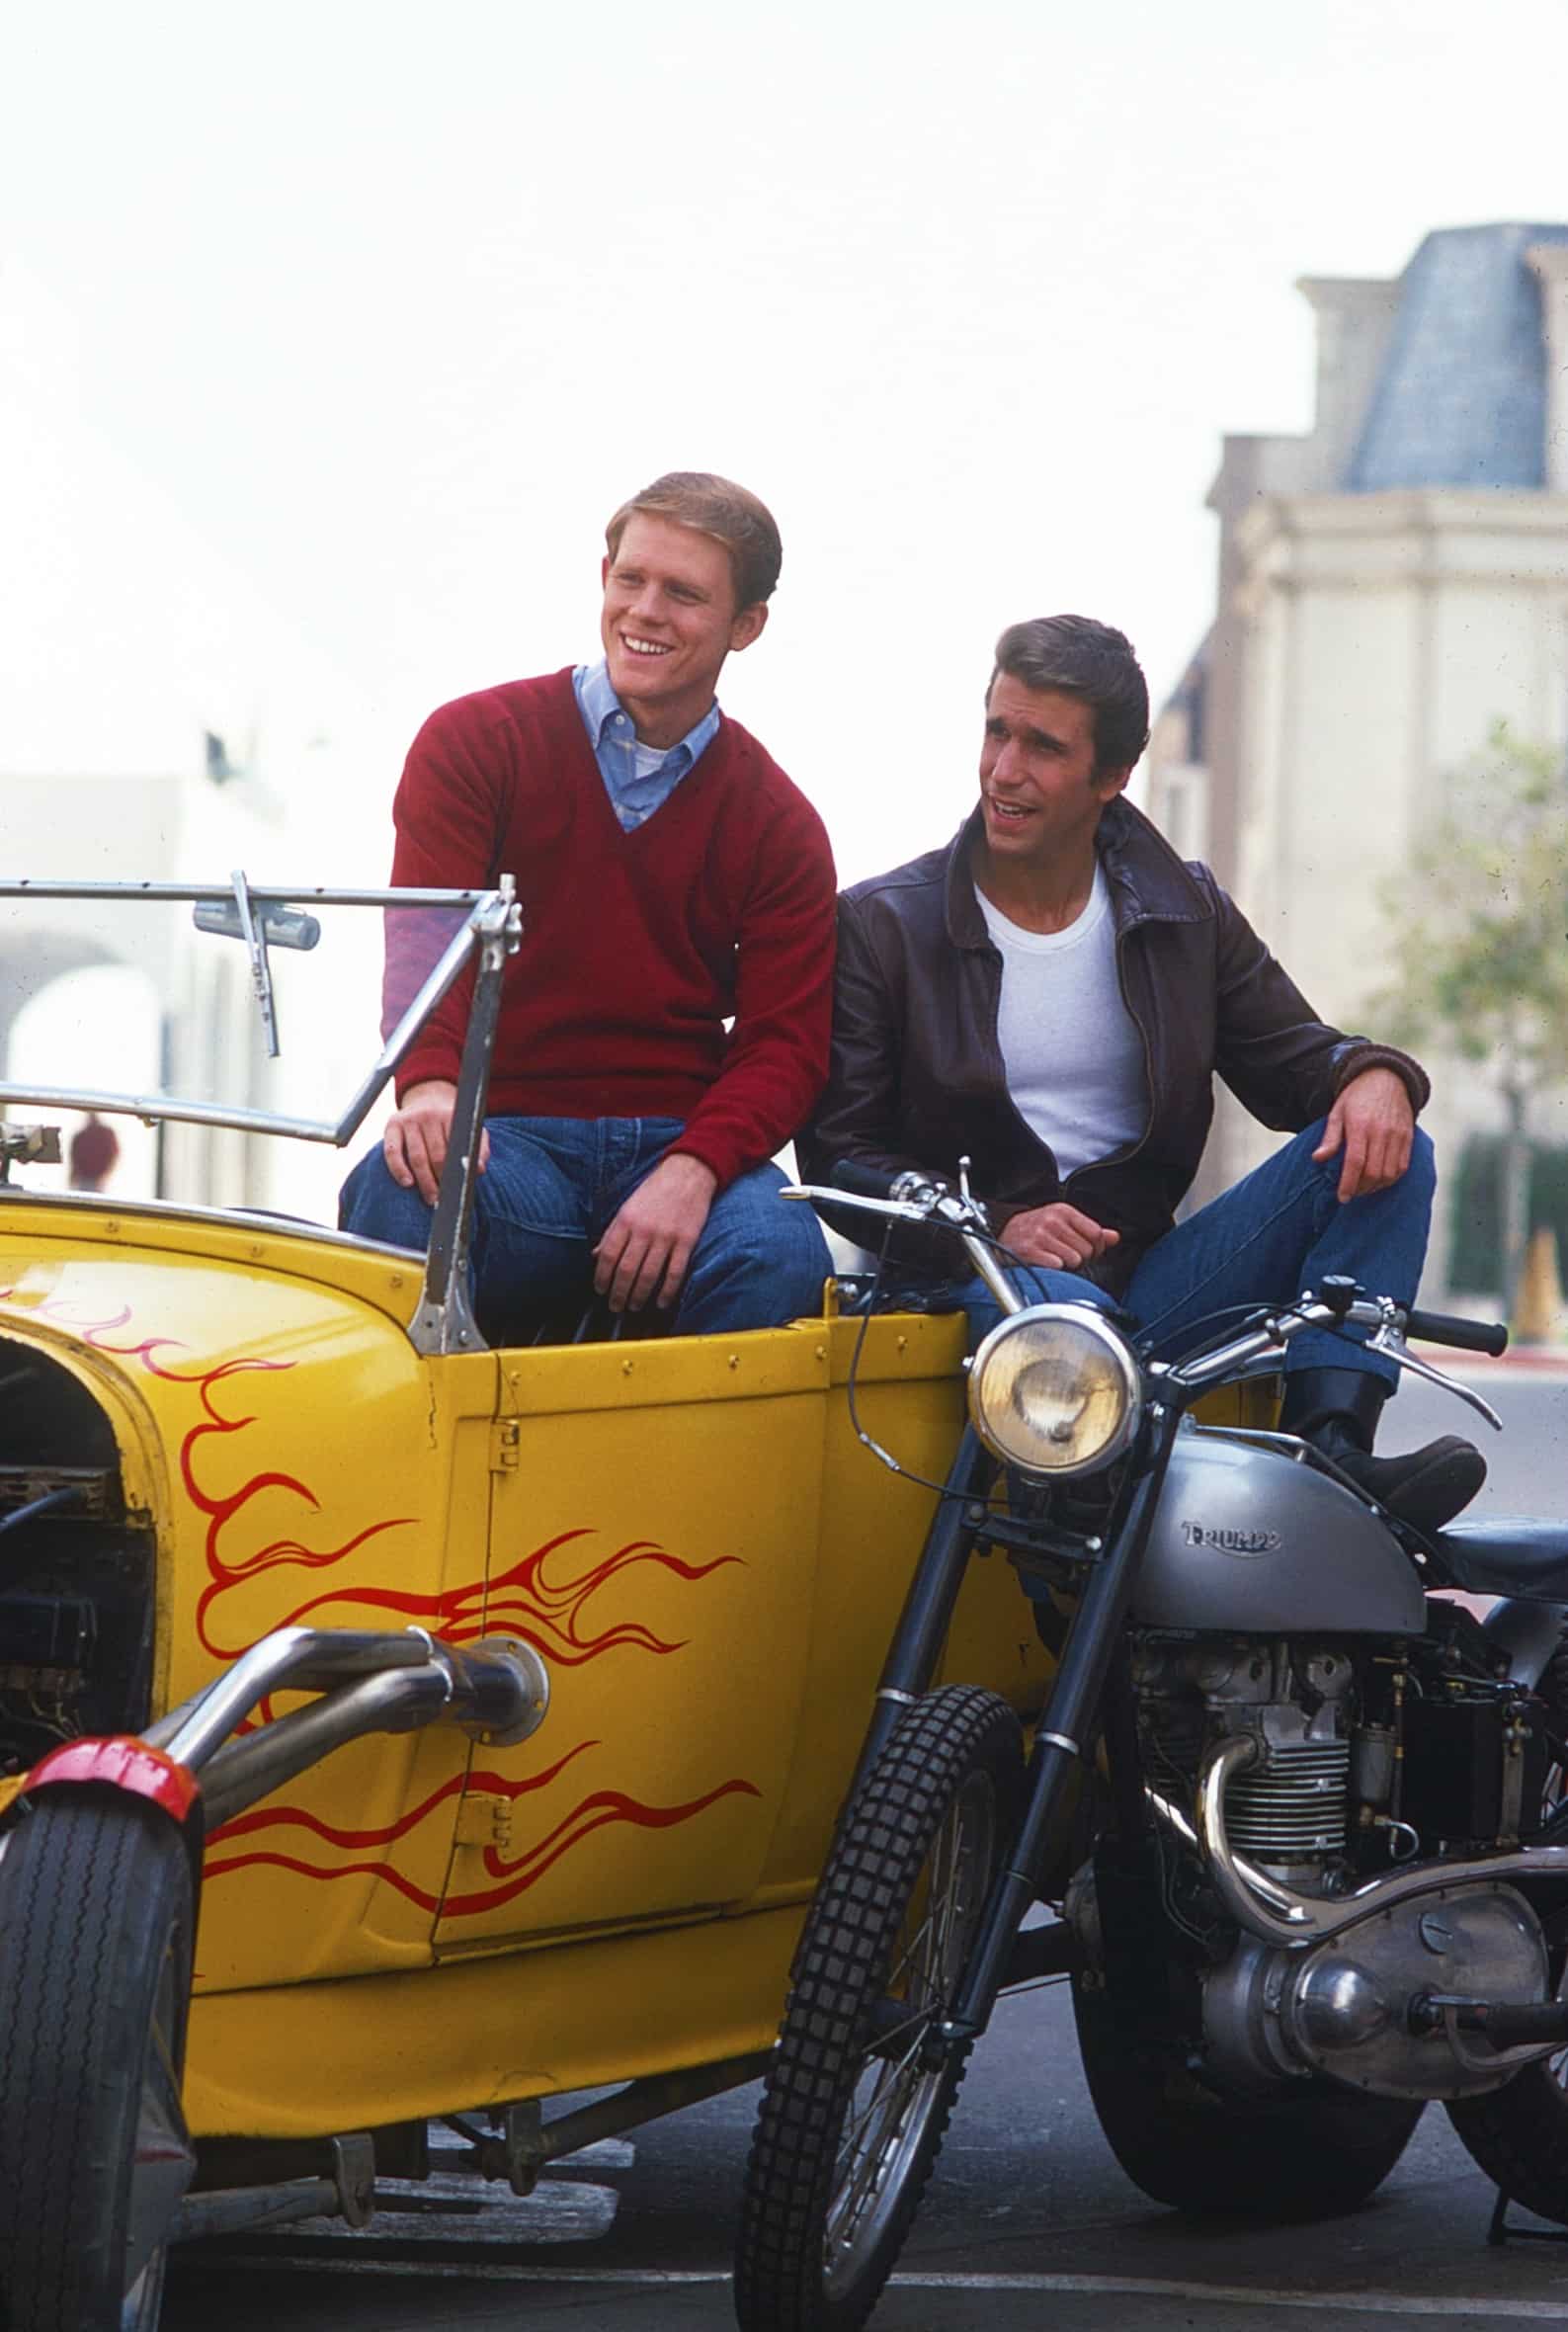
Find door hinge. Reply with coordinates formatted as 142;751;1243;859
489;1419;521;1472
454;1792;514;1850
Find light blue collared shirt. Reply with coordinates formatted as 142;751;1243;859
572;661;721;832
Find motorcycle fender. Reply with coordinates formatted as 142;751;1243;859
1132;1431;1426;1634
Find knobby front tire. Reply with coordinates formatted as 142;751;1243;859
0;1791;196;2332
735;1686;1023;2332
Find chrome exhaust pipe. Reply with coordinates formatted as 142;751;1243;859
147;1625;441;1766
142;1625;549;1827
1183;1737;1568;1951
199;1665;453;1830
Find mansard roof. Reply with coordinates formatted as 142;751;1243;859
1346;221;1568;491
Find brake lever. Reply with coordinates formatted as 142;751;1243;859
1316;1284;1503;1432
1367;1319;1503;1432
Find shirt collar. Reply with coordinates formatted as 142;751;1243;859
573;660;720;768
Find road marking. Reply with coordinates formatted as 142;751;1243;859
169;2259;1568;2315
897;2279;1568;2316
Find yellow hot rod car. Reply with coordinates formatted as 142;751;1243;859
0;876;1055;2331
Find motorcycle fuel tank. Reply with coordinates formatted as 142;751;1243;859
1131;1428;1427;1635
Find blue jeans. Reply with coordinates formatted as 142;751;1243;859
338;1115;830;1340
913;1121;1436;1387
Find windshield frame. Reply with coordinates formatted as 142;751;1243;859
0;875;523;1358
0;879;512;1147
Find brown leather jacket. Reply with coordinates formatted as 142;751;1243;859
799;800;1429;1297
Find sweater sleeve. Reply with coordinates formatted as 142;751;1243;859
386;700;509;1096
669;782;838;1190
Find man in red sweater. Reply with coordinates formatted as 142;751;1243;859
339;472;836;1341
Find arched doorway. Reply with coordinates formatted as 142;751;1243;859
5;962;163;1199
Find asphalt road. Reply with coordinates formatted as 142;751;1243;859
1392;1361;1568;1519
164;1361;1568;2332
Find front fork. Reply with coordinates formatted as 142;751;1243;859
845;1428;996;1804
849;1399;1186;2049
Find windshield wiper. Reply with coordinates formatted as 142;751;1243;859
191;872;322;1058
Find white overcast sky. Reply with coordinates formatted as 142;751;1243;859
5;0;1568;887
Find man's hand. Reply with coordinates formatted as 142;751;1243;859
1313;1067;1415;1202
383;1080;490;1206
595;1153;718;1314
1002;1201;1120;1271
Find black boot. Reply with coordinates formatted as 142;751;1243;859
1279;1368;1485;1533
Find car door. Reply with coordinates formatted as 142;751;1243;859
432;1323;826;1957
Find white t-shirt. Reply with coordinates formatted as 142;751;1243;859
974;866;1149;1178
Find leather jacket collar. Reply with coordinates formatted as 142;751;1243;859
941;795;1213;951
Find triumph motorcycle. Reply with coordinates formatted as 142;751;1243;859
735;1168;1568;2331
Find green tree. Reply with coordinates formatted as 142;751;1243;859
1366;725;1568;1318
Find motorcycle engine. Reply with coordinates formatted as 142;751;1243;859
1134;1633;1356;1869
1117;1622;1562;2101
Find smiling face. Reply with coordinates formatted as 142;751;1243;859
977;675;1131;876
600;514;768;749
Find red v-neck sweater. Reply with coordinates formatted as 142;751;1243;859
388;668;836;1191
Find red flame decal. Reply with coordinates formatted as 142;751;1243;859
0;1291;758;1912
204;1745;762;1916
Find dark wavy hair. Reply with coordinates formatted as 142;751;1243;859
990;615;1150;774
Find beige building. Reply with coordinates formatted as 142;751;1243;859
1149;223;1568;1290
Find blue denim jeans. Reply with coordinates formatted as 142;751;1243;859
910;1121;1436;1387
338;1115;830;1340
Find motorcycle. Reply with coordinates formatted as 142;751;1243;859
735;1167;1568;2330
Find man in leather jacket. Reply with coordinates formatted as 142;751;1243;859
801;614;1483;1532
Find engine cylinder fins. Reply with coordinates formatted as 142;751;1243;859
1222;1740;1350;1861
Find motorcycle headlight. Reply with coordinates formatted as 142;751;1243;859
967;1304;1141;1479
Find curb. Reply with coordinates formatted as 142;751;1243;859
1412;1343;1568;1374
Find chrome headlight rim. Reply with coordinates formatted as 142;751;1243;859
967;1301;1142;1480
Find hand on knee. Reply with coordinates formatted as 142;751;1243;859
1312;1070;1419;1204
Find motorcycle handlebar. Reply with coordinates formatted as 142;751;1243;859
828;1160;906;1202
808;1186;1512;1361
1403;1307;1509;1358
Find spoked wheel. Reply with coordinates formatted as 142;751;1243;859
735;1686;1023;2332
0;1791;197;2331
